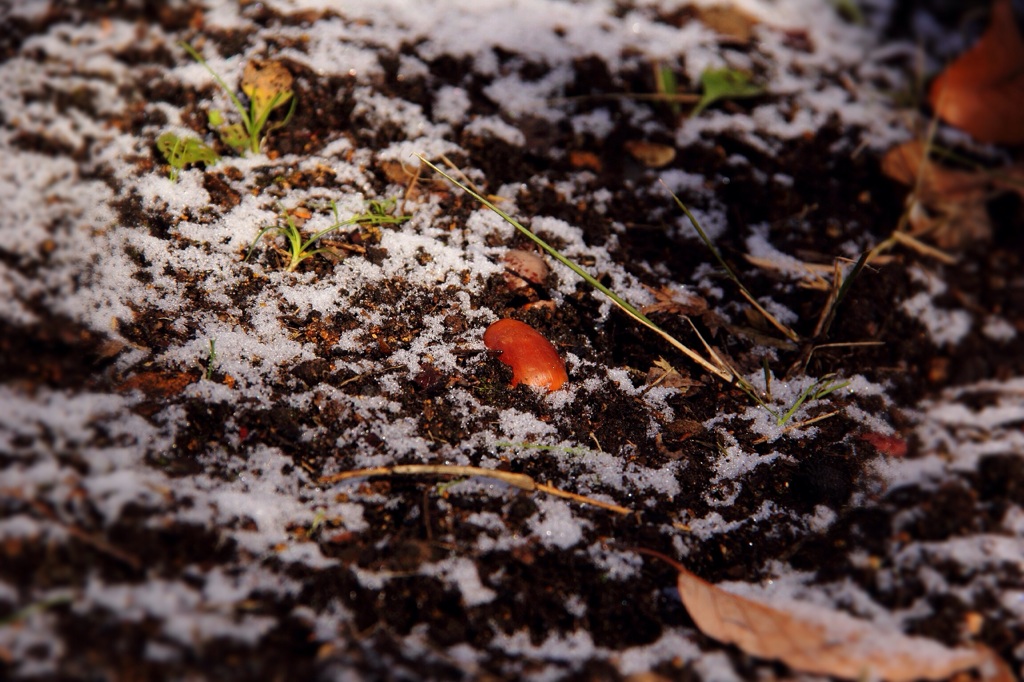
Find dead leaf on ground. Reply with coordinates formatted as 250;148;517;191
695;5;759;44
116;370;196;397
241;59;294;116
676;565;998;681
624;140;676;168
379;159;452;200
929;0;1024;144
645;357;697;391
568;149;602;172
881;139;1011;248
641;284;708;317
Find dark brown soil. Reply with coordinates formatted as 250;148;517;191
2;1;1022;680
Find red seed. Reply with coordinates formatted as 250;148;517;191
483;319;568;391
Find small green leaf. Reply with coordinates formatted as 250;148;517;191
217;123;250;152
828;0;865;24
690;67;764;117
157;132;219;181
208;109;225;127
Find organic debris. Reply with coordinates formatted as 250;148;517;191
929;0;1024;144
674;564;1002;681
624;140;677;168
881;140;1024;248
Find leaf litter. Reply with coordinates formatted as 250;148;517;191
1;0;1023;680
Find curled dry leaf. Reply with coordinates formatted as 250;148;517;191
676;565;996;681
645;357;696;391
568;149;602;172
928;0;1024;144
116;370;196;398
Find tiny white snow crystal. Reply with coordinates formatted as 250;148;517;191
529;497;586;549
433;85;471;125
982;315;1016;342
901;266;972;347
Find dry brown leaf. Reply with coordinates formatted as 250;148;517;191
645;358;696;390
881;140;999;248
696;5;759;44
882;141;993;200
624;140;676;168
676;566;992;681
568;149;603;172
116;370;197;397
929;0;1024;144
641;284;708;317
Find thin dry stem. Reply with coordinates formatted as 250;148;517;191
319;464;634;516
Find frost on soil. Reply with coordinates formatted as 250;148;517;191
1;0;1022;680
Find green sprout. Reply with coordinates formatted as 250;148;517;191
654;62;683;116
776;374;850;426
203;338;217;380
0;595;72;626
417;155;737;387
690;67;764;118
246;199;410;272
157;131;219;181
180;41;296;155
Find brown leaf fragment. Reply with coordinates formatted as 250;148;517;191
645;358;696;390
568;149;603;172
696;5;759;44
881;141;992;201
116;370;196;397
641;285;708;317
928;0;1024;144
624;140;676;168
881;140;999;248
676;566;990;681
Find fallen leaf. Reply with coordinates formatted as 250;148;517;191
881;140;998;248
241;58;294;117
640;285;708;317
676;566;991;681
645;358;696;390
624;140;676;168
696;5;759;43
116;370;196;397
928;0;1024;144
568;149;602;172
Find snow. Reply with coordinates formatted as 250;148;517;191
901;264;973;347
1;0;1019;678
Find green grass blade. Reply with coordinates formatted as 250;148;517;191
180;42;253;147
417;156;650;322
419;154;735;383
662;181;800;343
245;224;283;262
